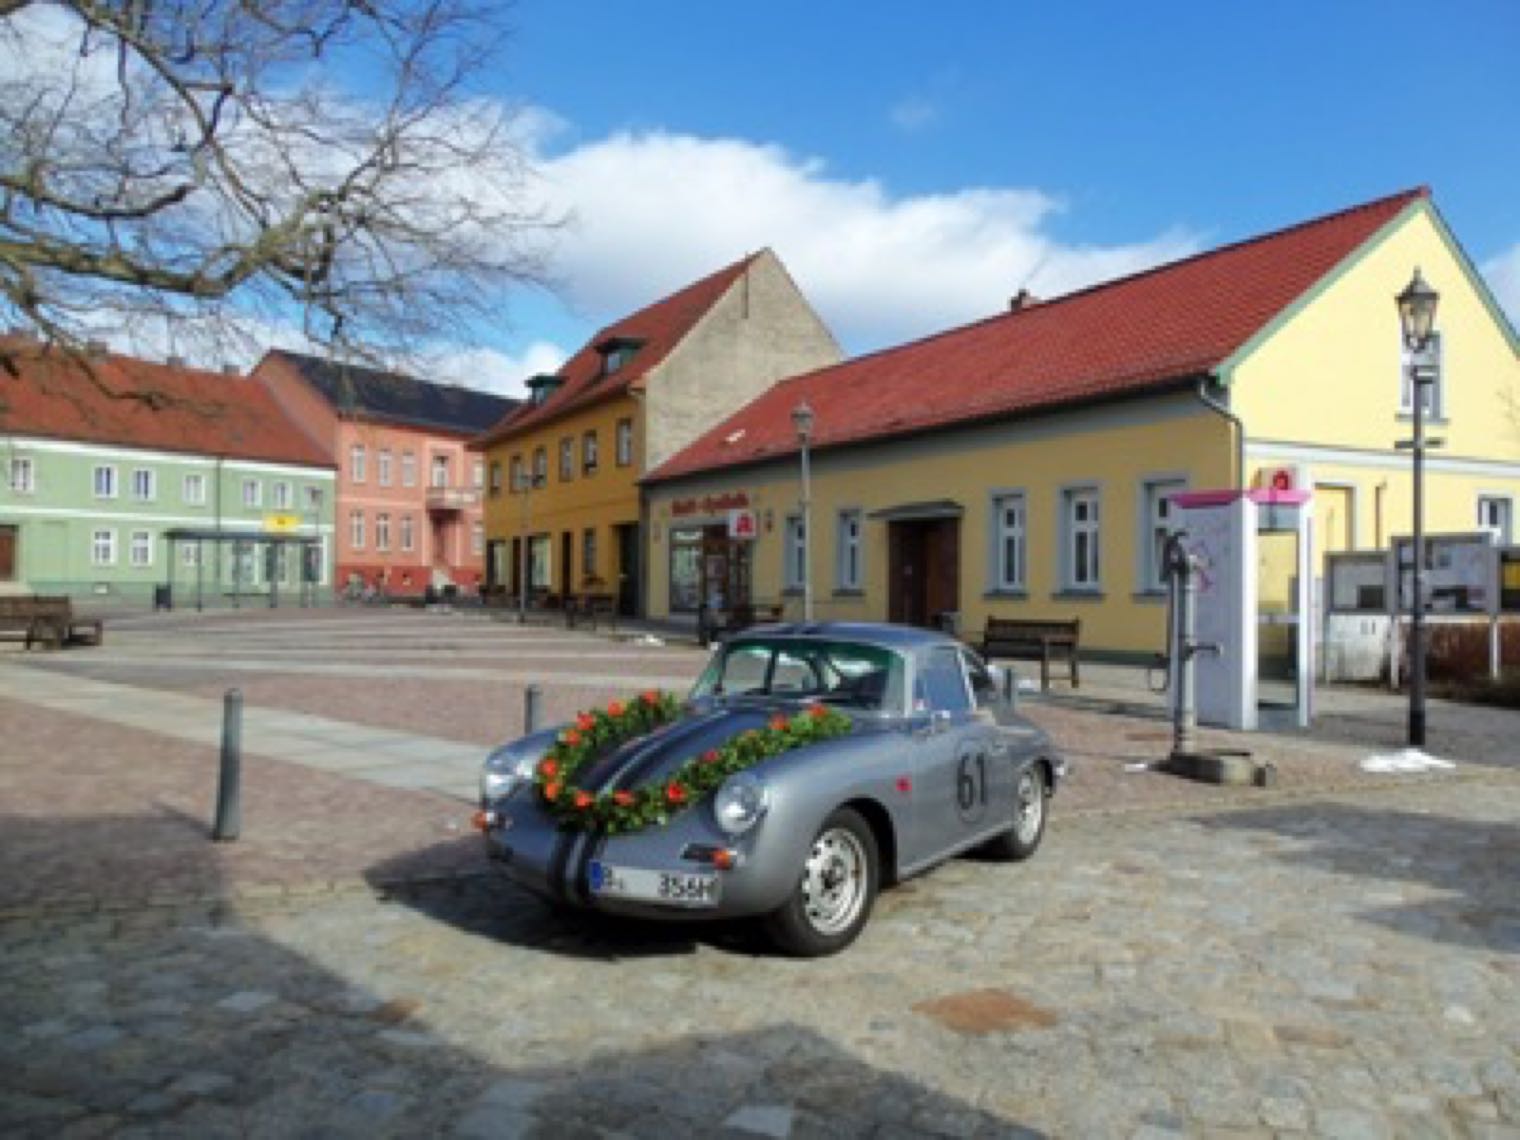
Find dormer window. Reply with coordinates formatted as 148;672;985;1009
595;336;645;377
526;373;564;407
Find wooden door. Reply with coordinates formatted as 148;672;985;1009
0;526;15;581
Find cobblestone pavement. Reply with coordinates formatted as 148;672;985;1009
2;777;1518;1138
3;609;1519;1136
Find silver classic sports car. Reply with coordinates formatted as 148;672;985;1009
477;623;1066;956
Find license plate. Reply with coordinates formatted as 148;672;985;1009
587;861;720;908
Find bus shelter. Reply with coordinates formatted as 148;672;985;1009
161;529;323;611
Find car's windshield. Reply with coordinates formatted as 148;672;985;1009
692;638;906;713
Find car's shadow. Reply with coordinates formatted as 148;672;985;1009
365;837;773;960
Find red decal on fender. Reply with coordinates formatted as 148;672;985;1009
895;776;912;794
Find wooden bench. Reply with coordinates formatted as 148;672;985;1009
0;595;104;650
978;617;1079;691
696;600;785;645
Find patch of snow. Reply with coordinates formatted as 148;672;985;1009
1359;748;1456;774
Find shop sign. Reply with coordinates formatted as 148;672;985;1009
728;509;758;541
672;491;749;517
263;513;302;533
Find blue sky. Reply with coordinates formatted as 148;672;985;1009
449;0;1518;395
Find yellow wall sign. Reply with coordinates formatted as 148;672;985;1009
263;513;302;534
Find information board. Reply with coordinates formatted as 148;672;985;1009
1502;548;1520;612
1325;552;1389;613
1392;532;1498;615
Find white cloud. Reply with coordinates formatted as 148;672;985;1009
1482;242;1520;329
529;129;1199;351
419;341;568;398
890;96;939;133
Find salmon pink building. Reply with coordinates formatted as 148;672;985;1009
254;351;518;596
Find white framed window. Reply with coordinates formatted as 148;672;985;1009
1063;487;1102;591
351;444;367;483
7;456;34;493
431;454;450;488
990;491;1027;592
489;461;503;497
616;418;634;467
559;437;574;481
1400;331;1444;419
183;472;206;505
473;460;484;489
304;485;323;512
509;455;523;493
1139;478;1187;592
131;468;155;501
580;527;595;575
1478;495;1513;545
377;449;393;487
375;512;391;552
532;447;547;485
93;465;118;499
784;514;806;591
582;431;599;474
181;543;201;568
91;528;117;566
835;510;862;591
129;529;153;567
272;481;292;510
476;522;487;557
350;509;365;550
400;514;415;552
401;451;417;487
242;478;261;508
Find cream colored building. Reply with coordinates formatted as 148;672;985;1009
644;188;1520;658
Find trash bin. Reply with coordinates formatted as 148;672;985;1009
153;583;172;611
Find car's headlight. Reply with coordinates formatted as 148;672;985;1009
713;772;769;836
480;746;539;803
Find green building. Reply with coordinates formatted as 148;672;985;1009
0;342;336;606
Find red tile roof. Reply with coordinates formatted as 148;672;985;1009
474;251;764;447
647;188;1427;484
0;342;335;468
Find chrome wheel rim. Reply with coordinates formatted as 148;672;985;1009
1014;770;1044;844
800;827;868;935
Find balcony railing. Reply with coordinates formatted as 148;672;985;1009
425;485;481;511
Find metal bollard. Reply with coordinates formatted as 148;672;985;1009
213;688;243;841
524;684;542;734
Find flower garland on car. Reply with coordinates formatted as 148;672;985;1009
534;690;852;834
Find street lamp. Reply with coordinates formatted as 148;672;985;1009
791;399;815;622
1396;267;1440;748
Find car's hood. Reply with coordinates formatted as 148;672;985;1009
573;704;818;793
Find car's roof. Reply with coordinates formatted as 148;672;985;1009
726;622;959;652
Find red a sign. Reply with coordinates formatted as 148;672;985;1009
728;509;758;541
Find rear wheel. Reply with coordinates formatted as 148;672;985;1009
762;807;879;957
979;763;1047;862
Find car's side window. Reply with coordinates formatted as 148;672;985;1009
771;649;818;694
960;650;998;709
721;646;770;693
919;647;973;714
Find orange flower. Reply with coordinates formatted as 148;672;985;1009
642;690;660;706
544;782;562;800
809;704;828;720
538;759;559;779
562;729;581;747
769;716;788;732
574;790;594;810
607;700;625;717
665;782;688;805
701;749;722;765
613;790;635;807
576;713;596;732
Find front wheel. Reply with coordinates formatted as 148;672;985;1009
762;807;879;957
979;763;1047;862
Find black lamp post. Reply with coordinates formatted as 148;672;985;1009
791;400;815;622
1396;267;1440;748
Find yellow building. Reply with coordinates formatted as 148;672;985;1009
644;188;1520;657
473;250;839;614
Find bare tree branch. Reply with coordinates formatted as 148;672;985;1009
0;0;558;386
